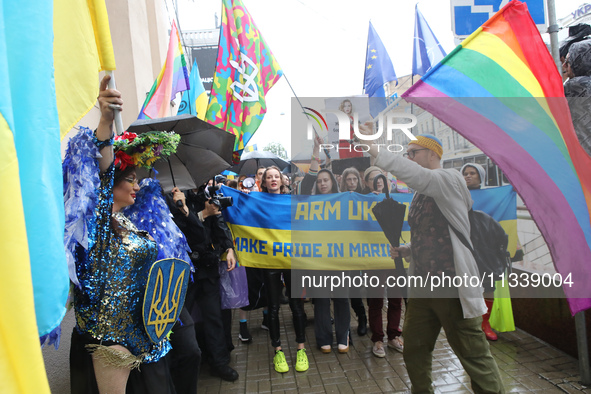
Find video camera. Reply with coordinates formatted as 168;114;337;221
188;182;233;212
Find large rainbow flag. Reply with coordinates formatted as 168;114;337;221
402;0;591;314
139;20;190;119
205;0;282;161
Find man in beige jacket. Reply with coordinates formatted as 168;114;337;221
361;134;504;394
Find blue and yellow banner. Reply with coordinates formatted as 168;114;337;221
222;185;517;270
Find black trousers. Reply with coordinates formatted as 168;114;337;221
127;358;176;394
263;269;306;348
167;307;201;394
221;308;233;349
351;298;366;318
188;277;230;368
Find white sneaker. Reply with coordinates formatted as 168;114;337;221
387;337;404;353
372;341;386;358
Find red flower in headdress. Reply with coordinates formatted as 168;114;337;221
114;150;135;170
115;131;137;143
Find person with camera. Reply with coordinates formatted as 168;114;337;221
168;185;239;382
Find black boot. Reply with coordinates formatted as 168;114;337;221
239;321;252;343
211;365;239;382
261;312;270;331
357;313;367;336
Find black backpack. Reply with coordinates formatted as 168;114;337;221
448;209;511;281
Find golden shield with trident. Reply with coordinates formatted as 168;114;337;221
142;258;191;343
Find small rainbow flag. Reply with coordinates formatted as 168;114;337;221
394;179;410;193
403;0;591;314
139;20;189;119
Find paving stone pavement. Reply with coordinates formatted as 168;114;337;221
198;300;590;393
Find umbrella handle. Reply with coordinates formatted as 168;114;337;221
167;158;184;208
167;158;177;189
374;174;390;199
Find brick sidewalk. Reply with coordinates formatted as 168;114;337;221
198;300;590;393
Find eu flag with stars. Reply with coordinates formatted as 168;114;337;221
363;22;397;117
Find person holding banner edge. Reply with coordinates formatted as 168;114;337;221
362;166;404;357
259;166;310;373
304;139;352;354
339;167;368;337
356;133;504;393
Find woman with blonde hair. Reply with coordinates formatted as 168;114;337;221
260;166;309;373
338;99;364;159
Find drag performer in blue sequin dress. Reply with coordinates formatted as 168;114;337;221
64;76;183;394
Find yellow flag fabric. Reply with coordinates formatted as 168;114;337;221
54;0;116;139
0;115;50;393
195;92;209;120
87;0;116;70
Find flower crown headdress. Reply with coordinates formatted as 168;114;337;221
114;131;180;170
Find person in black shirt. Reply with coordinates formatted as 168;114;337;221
167;186;239;383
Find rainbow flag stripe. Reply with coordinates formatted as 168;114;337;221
402;0;591;314
141;20;189;119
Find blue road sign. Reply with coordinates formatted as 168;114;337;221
452;0;546;37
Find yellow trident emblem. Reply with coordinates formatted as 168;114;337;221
143;258;190;342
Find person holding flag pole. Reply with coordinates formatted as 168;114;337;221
66;76;181;394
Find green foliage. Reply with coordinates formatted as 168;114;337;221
263;142;288;160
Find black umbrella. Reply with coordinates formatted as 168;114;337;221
128;114;236;191
282;161;300;174
228;150;290;175
371;174;408;298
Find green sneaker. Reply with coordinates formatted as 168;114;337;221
273;350;289;373
295;348;309;372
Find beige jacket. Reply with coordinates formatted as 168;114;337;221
375;150;487;318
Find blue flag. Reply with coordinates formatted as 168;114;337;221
363;22;397;117
178;59;208;119
412;4;447;76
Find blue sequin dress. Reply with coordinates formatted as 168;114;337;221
66;129;171;363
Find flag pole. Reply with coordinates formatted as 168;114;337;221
105;70;124;135
410;74;414;120
282;73;331;159
376;96;403;120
